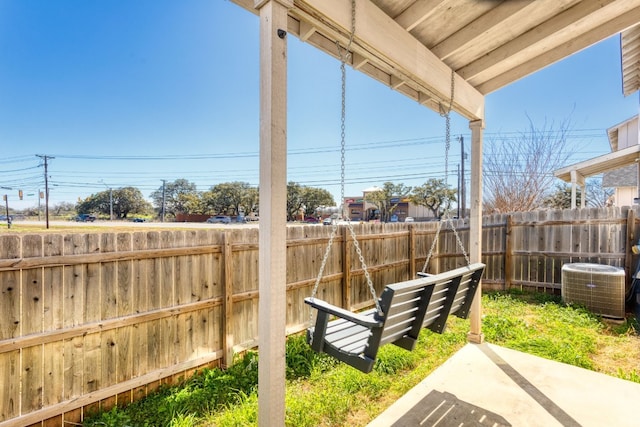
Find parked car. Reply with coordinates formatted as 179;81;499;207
207;215;231;224
304;217;319;223
75;214;96;222
132;218;145;223
404;217;415;222
322;217;333;226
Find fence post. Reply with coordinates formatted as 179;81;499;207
342;227;351;310
504;215;513;290
408;224;416;278
222;232;234;367
625;208;636;287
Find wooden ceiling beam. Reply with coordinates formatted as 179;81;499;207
394;0;447;32
297;0;484;120
437;0;579;67
477;4;640;94
459;0;628;84
431;0;535;61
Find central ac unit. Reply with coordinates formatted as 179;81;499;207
561;263;626;319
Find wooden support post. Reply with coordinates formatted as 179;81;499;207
255;0;292;425
569;169;585;210
342;227;352;310
468;119;484;344
409;224;416;278
504;215;513;291
222;232;234;367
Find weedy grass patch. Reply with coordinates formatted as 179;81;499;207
83;291;640;427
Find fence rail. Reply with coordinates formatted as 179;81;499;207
0;206;638;426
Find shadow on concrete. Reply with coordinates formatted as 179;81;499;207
391;389;512;426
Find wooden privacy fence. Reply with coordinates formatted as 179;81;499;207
0;206;638;426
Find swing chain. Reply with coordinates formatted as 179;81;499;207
309;0;382;320
337;0;355;218
451;220;471;265
348;221;381;313
309;221;340;337
421;219;443;274
439;70;455;186
422;70;470;273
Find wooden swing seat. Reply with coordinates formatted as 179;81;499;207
304;263;485;373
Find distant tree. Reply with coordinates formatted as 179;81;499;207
52;201;76;216
543;183;582;209
181;192;207;215
245;187;259;215
77;187;151;219
150;179;199;218
112;187;152;219
18;206;41;217
543;178;613;210
410;178;457;218
301;187;334;217
203;181;256;216
483;116;575;213
76;192;108;215
585;178;614;208
284;183;335;221
364;182;412;222
286;182;304;221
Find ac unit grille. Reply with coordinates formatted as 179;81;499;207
561;263;626;319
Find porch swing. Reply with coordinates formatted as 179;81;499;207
303;0;485;374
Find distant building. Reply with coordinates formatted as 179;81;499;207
602;116;639;207
343;186;436;222
554;115;640;208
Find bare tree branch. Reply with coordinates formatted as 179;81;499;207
483;116;575;213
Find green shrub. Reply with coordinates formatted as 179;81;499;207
83;407;133;427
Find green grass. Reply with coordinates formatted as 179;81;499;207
83;291;640;427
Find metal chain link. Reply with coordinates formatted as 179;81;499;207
422;219;443;274
450;218;471;265
439;70;455;187
422;70;469;272
310;0;381;319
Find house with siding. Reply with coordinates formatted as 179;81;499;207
554;114;640;208
603;115;639;207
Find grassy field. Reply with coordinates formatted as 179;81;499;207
83;291;640;427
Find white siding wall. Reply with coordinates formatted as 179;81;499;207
617;117;639;150
615;186;637;207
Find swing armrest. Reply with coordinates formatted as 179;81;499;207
304;297;383;328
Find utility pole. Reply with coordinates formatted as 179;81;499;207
459;136;466;218
161;179;166;222
457;163;461;219
37;155;54;229
4;195;9;228
2;192;10;229
100;180;114;220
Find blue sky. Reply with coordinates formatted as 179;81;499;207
1;0;638;211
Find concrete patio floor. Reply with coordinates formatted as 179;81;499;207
368;343;640;427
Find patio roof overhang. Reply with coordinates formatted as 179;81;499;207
227;1;640;423
622;23;640;96
233;0;640;120
554;144;640;183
